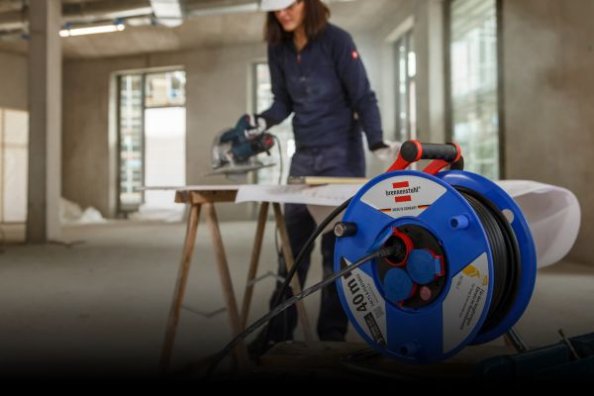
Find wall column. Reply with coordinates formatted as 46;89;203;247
27;0;62;242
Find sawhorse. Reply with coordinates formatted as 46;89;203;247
159;187;313;373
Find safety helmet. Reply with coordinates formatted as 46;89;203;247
260;0;297;12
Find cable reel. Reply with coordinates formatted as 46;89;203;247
334;141;537;363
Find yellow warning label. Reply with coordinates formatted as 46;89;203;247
462;265;480;278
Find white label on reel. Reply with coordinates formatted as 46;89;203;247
442;253;489;354
340;258;387;346
360;175;447;218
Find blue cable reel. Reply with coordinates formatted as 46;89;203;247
334;141;537;363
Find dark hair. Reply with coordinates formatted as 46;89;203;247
264;0;330;45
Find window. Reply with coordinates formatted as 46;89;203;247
0;108;28;224
253;62;294;185
117;70;186;213
145;71;186;108
449;0;499;178
118;75;143;210
395;29;417;141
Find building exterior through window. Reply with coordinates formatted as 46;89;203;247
449;0;500;179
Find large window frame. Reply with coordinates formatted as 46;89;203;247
445;0;503;179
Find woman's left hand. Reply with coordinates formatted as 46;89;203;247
371;140;401;162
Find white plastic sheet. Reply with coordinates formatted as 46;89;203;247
496;180;580;268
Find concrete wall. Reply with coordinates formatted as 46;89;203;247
0;51;27;110
502;0;594;265
63;44;266;220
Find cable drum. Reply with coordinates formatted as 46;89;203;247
456;187;521;334
334;169;537;363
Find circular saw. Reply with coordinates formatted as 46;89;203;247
208;114;276;177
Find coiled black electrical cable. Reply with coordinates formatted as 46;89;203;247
455;187;521;333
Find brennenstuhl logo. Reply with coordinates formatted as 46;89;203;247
385;181;420;202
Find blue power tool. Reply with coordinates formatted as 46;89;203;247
210;114;275;176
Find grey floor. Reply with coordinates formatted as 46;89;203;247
0;219;593;378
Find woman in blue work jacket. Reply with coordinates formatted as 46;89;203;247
249;0;395;356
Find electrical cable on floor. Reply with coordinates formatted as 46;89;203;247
201;196;352;377
205;243;401;378
258;197;352;353
272;217;290;340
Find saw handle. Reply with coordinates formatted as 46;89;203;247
387;140;463;174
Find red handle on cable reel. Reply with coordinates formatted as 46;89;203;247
387;140;464;175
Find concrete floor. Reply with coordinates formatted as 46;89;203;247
0;219;593;379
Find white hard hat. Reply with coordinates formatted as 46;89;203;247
260;0;296;12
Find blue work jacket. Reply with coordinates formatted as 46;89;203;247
260;24;383;177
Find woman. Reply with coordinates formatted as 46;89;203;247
250;0;395;356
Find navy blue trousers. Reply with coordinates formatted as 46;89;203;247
267;141;365;342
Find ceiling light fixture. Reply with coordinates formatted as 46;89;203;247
59;21;126;38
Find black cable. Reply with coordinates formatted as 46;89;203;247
271;223;289;339
259;197;352;351
275;197;352;300
271;216;291;342
456;187;520;333
205;244;400;378
203;196;352;376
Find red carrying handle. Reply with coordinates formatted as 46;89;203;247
387;140;463;175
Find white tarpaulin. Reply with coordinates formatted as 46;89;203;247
496;180;580;268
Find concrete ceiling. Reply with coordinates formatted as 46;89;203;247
0;0;402;58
